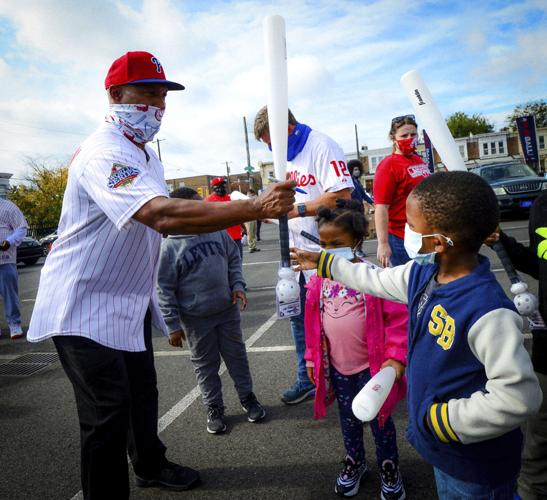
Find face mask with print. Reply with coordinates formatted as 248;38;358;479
396;137;418;155
106;104;164;144
403;223;453;266
352;168;361;178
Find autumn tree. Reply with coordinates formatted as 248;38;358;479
506;100;547;130
446;112;494;138
8;158;67;228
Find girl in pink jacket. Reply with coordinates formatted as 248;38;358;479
304;200;408;499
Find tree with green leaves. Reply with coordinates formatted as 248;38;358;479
8;157;67;228
446;112;494;138
506;100;547;130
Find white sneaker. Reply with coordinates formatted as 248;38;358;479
10;324;24;339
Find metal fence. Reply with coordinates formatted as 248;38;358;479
27;225;56;240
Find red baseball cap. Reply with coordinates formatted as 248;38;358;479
211;177;226;187
105;51;185;91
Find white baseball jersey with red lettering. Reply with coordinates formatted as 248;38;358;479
28;122;168;351
287;129;354;253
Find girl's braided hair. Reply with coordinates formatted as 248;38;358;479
316;199;369;244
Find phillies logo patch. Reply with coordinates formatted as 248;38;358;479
108;163;140;189
151;56;162;73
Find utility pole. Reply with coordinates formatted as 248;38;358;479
354;124;360;162
223;161;232;193
154;138;165;161
243;116;253;189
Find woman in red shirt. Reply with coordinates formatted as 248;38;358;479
373;115;431;267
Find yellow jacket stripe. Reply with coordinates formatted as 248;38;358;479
317;251;334;279
428;403;459;443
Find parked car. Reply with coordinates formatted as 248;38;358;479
16;237;44;266
471;161;547;213
39;231;58;254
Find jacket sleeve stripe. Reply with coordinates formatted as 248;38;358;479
317;251;334;279
440;402;459;442
429;403;450;443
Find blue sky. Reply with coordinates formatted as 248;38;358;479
0;0;546;181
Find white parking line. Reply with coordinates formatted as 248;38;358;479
154;345;295;357
243;260;279;266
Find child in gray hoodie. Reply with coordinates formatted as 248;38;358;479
157;187;266;434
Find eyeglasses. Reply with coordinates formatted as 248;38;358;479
391;114;416;125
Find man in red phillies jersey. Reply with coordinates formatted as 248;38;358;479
206;177;245;257
254;106;352;405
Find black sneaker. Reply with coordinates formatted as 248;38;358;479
335;455;368;497
240;392;266;422
207;405;227;434
380;459;406;500
135;461;201;491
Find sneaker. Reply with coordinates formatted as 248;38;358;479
241;392;266;422
334;456;368;497
380;459;406;500
135;461;200;490
206;405;227;434
249;248;261;253
9;324;24;340
281;381;315;405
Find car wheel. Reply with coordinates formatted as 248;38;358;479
22;258;40;266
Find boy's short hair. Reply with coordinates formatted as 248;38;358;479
253;106;297;140
410;171;499;253
170;187;198;200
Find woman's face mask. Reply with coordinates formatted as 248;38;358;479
403;223;453;265
395;137;418;155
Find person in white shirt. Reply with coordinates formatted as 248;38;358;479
0;198;28;339
28;51;296;500
254;106;352;405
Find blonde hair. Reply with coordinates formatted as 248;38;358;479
254;106;297;140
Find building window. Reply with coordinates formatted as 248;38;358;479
371;157;378;170
483;143;489;155
490;142;496;154
498;141;505;154
459;145;465;158
540;135;545;150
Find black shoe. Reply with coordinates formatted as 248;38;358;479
241;392;266;422
207;405;227;434
135;461;201;491
249;248;261;253
380;459;406;500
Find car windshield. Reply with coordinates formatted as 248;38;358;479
479;163;537;182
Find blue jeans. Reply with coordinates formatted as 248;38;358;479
289;273;313;388
0;264;21;326
388;233;411;266
434;467;516;500
331;365;398;465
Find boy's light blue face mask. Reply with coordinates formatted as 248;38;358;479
403;223;453;266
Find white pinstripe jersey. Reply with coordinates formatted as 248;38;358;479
0;198;28;265
27;122;169;351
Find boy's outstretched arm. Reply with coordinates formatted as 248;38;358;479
427;308;542;445
292;248;412;304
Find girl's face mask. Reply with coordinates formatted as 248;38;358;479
395;136;418;155
326;240;363;261
403;223;453;265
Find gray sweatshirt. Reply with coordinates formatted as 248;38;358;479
157;231;245;332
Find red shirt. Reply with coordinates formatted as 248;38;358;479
206;193;242;240
373;153;430;238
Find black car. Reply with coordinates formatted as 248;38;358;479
39;230;58;254
17;237;44;266
471;161;547;213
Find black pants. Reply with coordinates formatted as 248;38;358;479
54;311;167;500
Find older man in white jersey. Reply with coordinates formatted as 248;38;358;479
28;52;295;500
0;198;28;339
254;106;352;405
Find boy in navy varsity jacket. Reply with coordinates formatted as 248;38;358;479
291;171;542;499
